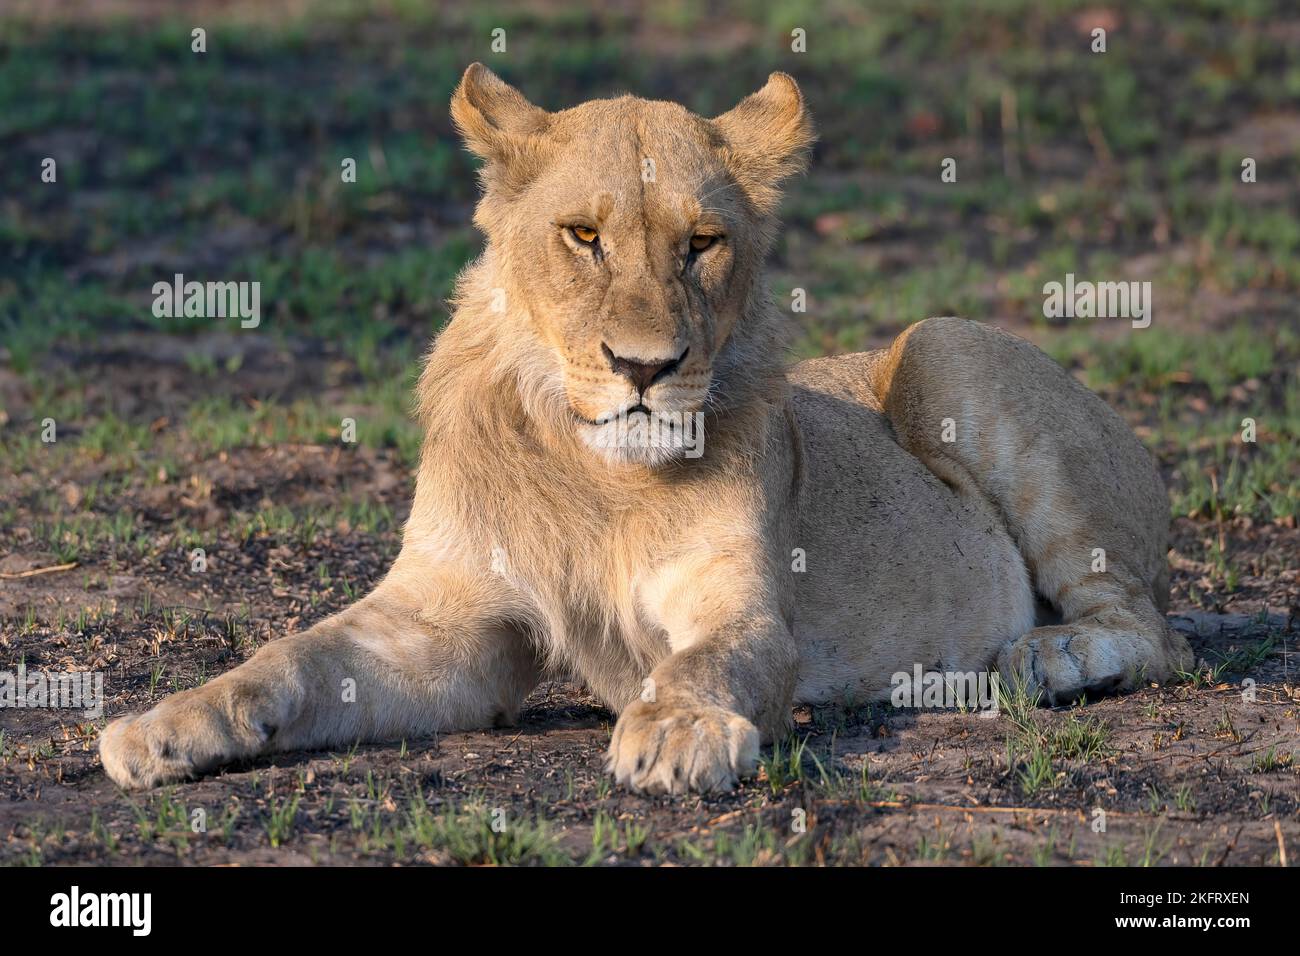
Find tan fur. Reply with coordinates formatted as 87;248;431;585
100;66;1192;794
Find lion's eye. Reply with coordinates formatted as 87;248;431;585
689;234;717;253
571;226;598;244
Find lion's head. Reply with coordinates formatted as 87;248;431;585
448;64;814;466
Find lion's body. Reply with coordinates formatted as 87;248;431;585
101;67;1192;794
787;350;1038;702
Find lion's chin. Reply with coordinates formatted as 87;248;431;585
576;410;706;468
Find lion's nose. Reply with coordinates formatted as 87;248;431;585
601;344;688;395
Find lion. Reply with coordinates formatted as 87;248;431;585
100;65;1193;793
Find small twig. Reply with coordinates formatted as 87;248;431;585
0;561;78;580
493;728;526;757
1216;825;1245;867
1146;729;1261;763
704;809;746;827
1276;820;1289;868
1078;102;1114;167
868;801;1138;818
1000;87;1021;180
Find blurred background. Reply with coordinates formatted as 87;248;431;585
1;0;1296;628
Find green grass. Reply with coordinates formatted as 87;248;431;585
999;678;1113;797
1178;632;1277;689
131;789;192;852
1250;745;1295;774
1171;437;1298;523
585;810;650;864
676;821;812;867
1047;324;1296;403
399;795;568;866
182;384;421;462
31;511;149;562
263;794;303;848
758;734;816;794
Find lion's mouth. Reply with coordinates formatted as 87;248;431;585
572;403;652;427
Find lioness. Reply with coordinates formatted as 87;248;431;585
101;65;1193;793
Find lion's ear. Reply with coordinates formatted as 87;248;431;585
712;73;815;215
451;63;551;193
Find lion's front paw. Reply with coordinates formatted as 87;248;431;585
606;699;759;794
99;711;201;790
99;685;279;790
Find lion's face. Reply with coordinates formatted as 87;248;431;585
451;65;814;466
514;103;754;467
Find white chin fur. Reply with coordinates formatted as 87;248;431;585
579;412;705;467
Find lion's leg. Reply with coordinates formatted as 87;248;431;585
605;614;797;794
607;537;798;794
873;316;1193;704
100;562;540;789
